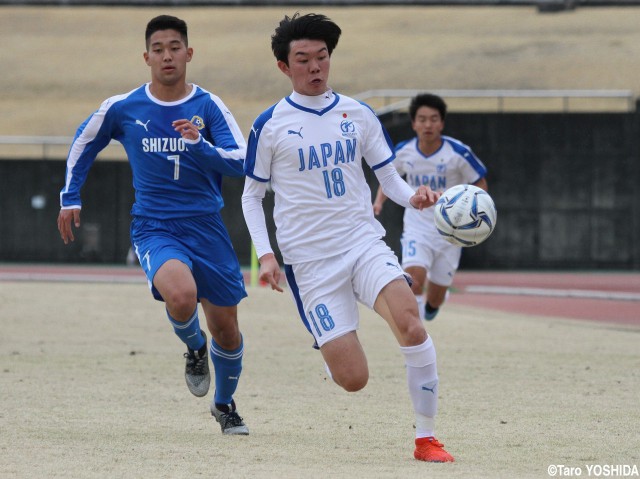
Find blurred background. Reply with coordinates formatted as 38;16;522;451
1;1;639;270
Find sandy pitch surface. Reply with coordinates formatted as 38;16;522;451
1;281;638;478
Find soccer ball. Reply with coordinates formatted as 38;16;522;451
433;184;497;247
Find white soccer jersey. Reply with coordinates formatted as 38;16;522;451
243;91;396;265
395;136;487;242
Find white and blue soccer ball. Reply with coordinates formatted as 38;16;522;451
433;184;497;247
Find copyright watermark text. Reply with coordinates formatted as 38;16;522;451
548;465;639;477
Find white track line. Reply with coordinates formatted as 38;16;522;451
465;285;640;302
0;272;146;283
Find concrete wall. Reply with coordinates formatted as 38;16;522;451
2;110;639;269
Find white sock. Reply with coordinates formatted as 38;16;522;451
324;362;333;381
400;336;439;438
415;294;426;321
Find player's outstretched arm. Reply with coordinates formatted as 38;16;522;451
258;253;283;293
374;163;419;210
410;185;441;211
57;208;81;244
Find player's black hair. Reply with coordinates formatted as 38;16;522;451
409;93;448;122
271;13;342;65
145;15;188;50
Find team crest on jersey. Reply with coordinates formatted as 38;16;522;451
190;115;205;130
340;118;357;138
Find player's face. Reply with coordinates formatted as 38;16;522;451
277;39;330;96
144;29;192;87
412;106;444;145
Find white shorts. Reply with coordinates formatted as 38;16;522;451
284;239;408;348
400;233;462;287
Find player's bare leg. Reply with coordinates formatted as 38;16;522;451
201;300;248;435
320;332;369;392
154;260;210;397
405;265;428;321
154;259;198;322
375;278;454;462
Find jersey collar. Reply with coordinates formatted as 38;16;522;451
286;89;339;115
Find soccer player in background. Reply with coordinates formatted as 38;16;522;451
57;15;249;435
373;93;488;320
241;13;454;462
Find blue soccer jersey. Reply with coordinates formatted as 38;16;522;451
60;83;246;218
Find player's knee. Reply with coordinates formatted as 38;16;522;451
398;316;428;346
338;373;368;392
329;363;369;392
164;290;197;320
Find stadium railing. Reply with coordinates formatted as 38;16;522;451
352;89;636;116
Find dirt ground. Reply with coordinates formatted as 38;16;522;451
0;280;638;478
2;5;640;146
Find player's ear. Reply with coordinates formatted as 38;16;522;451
277;60;291;77
186;47;193;62
143;51;150;66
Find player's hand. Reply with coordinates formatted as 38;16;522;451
372;201;383;216
410;185;441;211
259;253;283;292
57;208;81;244
172;119;200;141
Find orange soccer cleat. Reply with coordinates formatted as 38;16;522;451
414;437;455;462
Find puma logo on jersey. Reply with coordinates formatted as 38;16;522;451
135;119;150;132
421;385;437;394
288;127;303;139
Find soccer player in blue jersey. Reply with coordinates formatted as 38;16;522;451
57;15;249;435
374;93;488;321
242;13;454;462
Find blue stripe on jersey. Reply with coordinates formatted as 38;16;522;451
285;94;340;116
245;104;277;182
357;100;396;170
372;152;396;170
394;139;411;152
61;91;134;207
443;136;487;177
283;265;317;346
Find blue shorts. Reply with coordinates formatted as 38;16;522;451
130;213;247;307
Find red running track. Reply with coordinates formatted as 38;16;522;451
1;265;638;327
449;271;640;326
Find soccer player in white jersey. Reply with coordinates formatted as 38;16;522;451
241;13;454;462
374;93;488;320
57;15;249;435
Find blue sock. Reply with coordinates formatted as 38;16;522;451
210;335;243;406
166;308;206;351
